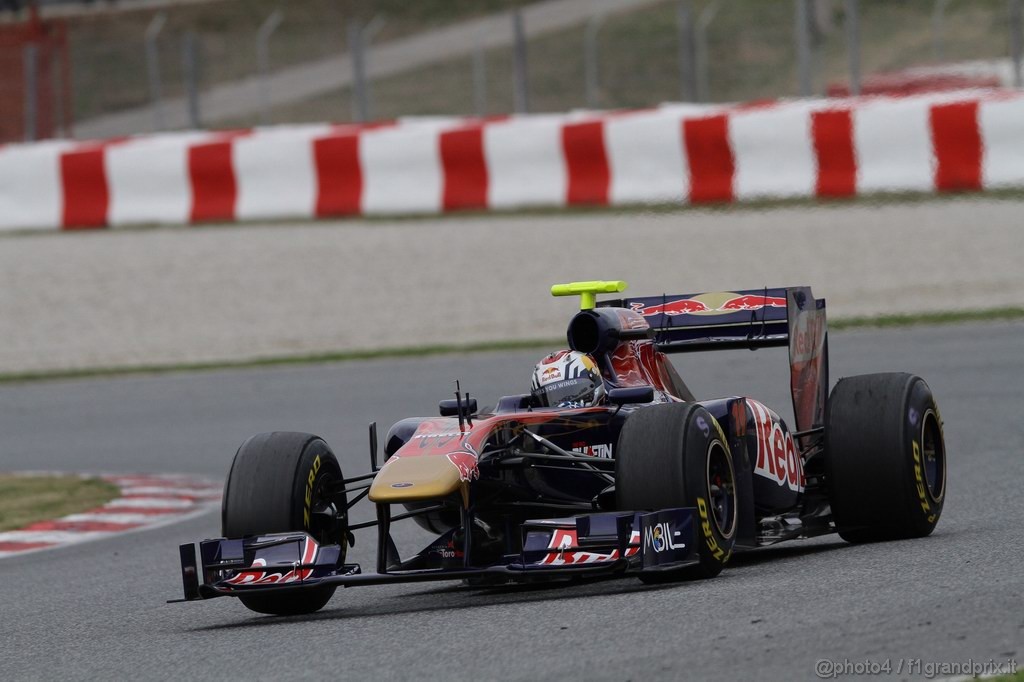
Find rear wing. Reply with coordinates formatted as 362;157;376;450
599;287;828;433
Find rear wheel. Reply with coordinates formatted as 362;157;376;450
825;373;946;543
222;432;348;615
616;403;737;582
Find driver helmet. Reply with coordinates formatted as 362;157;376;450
530;350;606;408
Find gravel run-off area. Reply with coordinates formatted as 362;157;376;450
1;197;1021;375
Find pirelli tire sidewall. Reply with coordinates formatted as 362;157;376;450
616;402;737;580
223;433;346;548
683;407;737;578
221;432;346;616
825;373;946;542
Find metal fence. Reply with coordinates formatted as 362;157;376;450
4;0;1024;142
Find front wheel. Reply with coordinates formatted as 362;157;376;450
825;373;946;543
221;432;348;615
616;403;738;583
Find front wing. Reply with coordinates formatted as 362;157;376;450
172;508;699;602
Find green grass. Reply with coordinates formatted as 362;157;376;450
990;667;1024;681
1;307;1021;385
0;475;121;532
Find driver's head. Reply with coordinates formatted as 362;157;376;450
530;350;605;408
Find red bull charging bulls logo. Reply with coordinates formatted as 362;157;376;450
631;293;788;317
446;451;480;483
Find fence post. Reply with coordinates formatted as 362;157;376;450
795;0;813;97
695;0;722;103
676;0;697;101
932;0;952;62
51;47;65;138
1012;0;1023;88
182;31;201;129
256;9;284;126
349;15;385;123
23;43;38;142
512;8;529;114
348;23;365;122
473;41;487;117
584;14;606;109
845;0;861;96
145;12;167;131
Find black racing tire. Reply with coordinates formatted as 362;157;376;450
616;403;738;583
221;432;347;616
825;373;946;543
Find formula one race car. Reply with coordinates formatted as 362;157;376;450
171;281;947;616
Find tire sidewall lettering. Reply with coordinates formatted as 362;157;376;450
302;453;322;530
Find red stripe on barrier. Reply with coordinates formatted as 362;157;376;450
683;114;735;203
562;120;610;206
440;126;488;211
0;541;54;552
188;133;250;223
811;108;857;198
61;145;109;229
931;101;982;192
23;520;141;532
314;132;362;216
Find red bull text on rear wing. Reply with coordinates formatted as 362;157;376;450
599;287;828;433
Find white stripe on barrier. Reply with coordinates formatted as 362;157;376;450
979;97;1024;189
235;125;330;221
854;97;936;194
606;110;688;205
485;115;567;209
0;140;73;231
107;132;209;227
731;103;817;200
361;124;443;215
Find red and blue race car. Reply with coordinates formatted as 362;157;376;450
171;281;946;616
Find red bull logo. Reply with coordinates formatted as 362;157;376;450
718;294;788;311
446;451;480;482
630;299;710;316
541;367;561;382
630;292;788;317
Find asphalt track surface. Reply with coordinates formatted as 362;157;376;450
1;322;1021;681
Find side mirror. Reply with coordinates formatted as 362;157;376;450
439;398;478;417
608;386;654;406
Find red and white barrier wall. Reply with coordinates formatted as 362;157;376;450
1;90;1023;232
